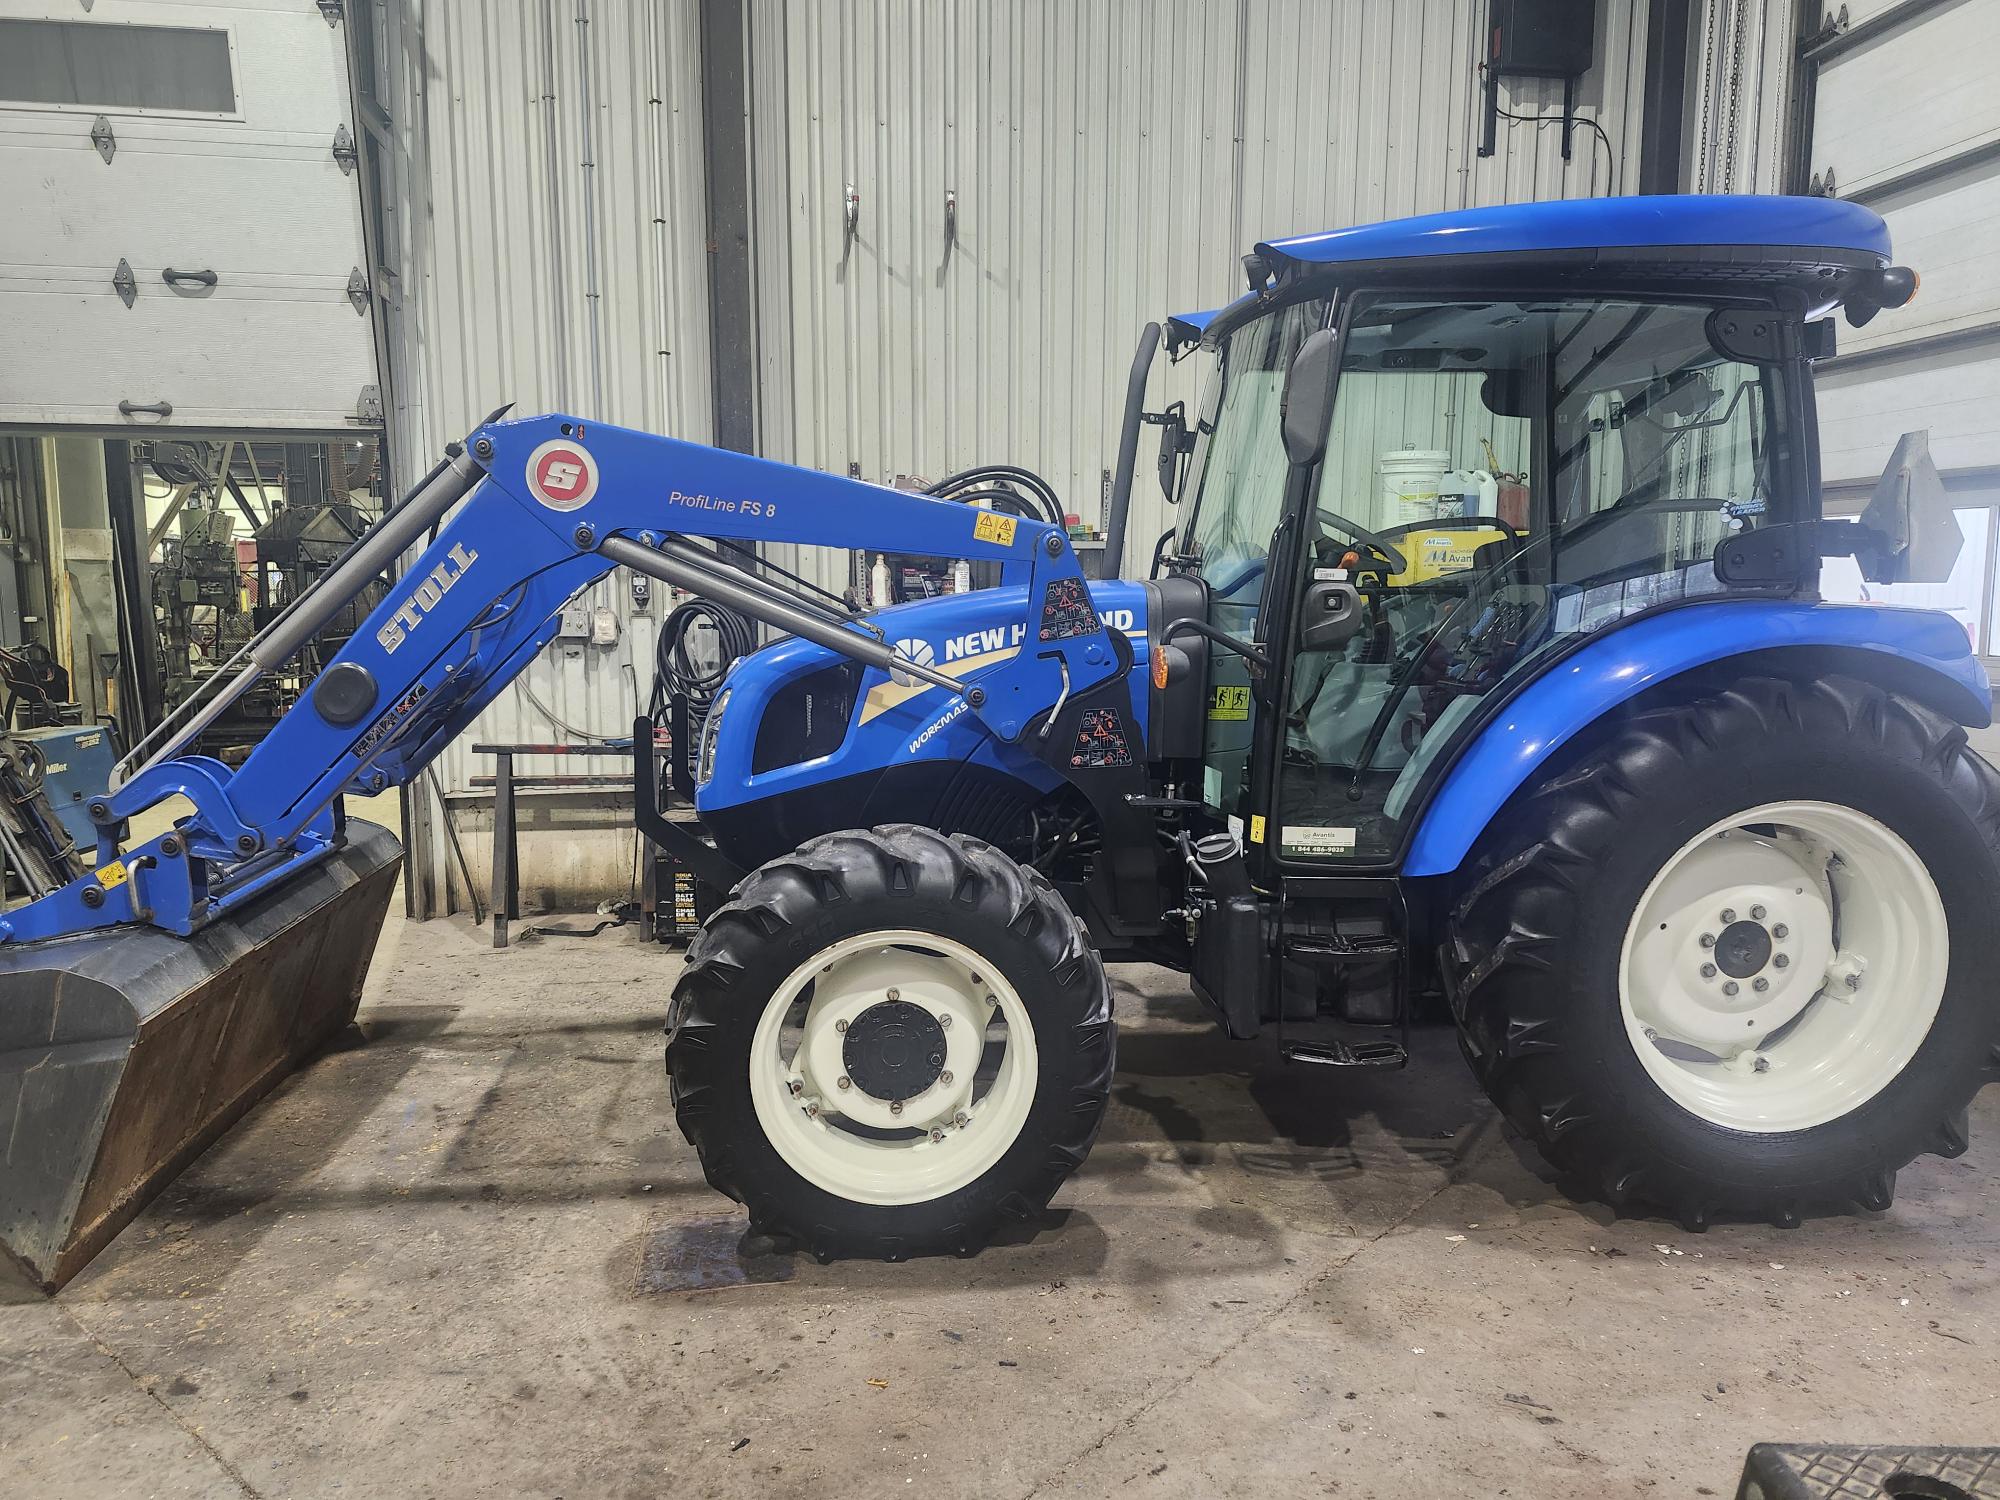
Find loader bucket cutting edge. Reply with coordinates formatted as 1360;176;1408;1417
0;817;403;1290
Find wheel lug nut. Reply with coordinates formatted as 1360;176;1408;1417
787;1078;803;1097
1773;924;1789;939
939;1012;953;1028
886;987;900;1001
1700;933;1717;949
1773;954;1789;969
890;1100;904;1116
1753;1057;1770;1074
1720;908;1736;924
1753;977;1769;993
805;1101;820;1117
1723;981;1740;996
835;1018;849;1033
1750;905;1766;920
940;1070;954;1086
1700;963;1717;979
930;1128;945;1143
836;1075;852;1090
953;1111;970;1128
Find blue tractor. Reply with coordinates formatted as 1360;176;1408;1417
1;195;1991;1283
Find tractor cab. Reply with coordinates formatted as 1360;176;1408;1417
1151;196;1932;879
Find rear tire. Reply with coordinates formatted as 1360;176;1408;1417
666;825;1113;1261
1445;671;2000;1229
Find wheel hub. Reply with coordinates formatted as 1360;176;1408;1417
841;1000;948;1102
1713;919;1772;979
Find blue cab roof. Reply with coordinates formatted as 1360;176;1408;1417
1170;196;1894;346
1258;194;1891;269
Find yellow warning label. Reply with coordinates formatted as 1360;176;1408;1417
1209;684;1250;722
97;859;129;890
973;510;1018;547
1249;815;1267;844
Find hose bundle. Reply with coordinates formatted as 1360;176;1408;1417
651;597;756;729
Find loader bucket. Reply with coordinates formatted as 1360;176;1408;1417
0;817;403;1289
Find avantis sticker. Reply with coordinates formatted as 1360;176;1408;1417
525;439;599;511
1282;825;1357;855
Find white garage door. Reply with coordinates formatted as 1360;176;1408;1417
1805;0;2000;658
0;0;379;432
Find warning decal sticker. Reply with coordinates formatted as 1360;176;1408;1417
1069;708;1133;769
973;511;1018;547
1209;684;1250;721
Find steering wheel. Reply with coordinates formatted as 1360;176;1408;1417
1314;507;1408;576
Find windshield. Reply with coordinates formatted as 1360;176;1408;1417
1179;299;1329;609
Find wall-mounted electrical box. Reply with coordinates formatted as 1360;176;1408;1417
1488;0;1596;79
1480;0;1598;161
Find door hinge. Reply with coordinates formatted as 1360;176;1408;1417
346;266;371;315
317;0;344;24
355;385;384;423
332;123;358;175
90;115;115;164
112;258;136;308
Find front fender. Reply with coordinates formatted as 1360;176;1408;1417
1402;600;1991;878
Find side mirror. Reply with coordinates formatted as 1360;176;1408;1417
1281;329;1340;466
1154;400;1189;501
1858;429;1961;584
1298;578;1364;653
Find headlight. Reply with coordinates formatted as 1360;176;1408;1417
695;689;729;786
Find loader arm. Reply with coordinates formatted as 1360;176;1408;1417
2;413;1133;944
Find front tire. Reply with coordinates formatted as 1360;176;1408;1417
1445;670;2000;1228
666;825;1113;1261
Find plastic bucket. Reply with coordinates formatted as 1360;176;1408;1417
1380;449;1451;520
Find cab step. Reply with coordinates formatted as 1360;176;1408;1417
1281;1039;1408;1069
1282;933;1403;967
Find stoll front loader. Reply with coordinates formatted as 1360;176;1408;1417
5;195;1995;1285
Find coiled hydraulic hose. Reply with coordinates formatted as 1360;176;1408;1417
650;597;756;731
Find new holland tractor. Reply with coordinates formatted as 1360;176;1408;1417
3;194;1993;1286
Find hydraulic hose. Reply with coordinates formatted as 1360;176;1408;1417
651;597;756;730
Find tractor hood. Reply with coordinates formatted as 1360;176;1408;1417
694;580;1153;866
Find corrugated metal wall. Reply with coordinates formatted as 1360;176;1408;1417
373;0;1801;910
371;0;713;904
748;0;1658;595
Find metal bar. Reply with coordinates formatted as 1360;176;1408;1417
250;448;480;670
468;774;627;787
1839;135;2000;207
426;765;484;926
600;534;964;693
654;535;852;629
103;441;165;734
145;482;200;553
699;0;756;455
119;446;482;783
1814;318;2000;377
1638;0;1693;193
1102;322;1161;580
1803;0;1956;62
491;749;513;949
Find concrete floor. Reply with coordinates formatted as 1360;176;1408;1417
3;909;1996;1499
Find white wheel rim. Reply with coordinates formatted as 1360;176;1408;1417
748;929;1039;1206
1618;799;1947;1133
